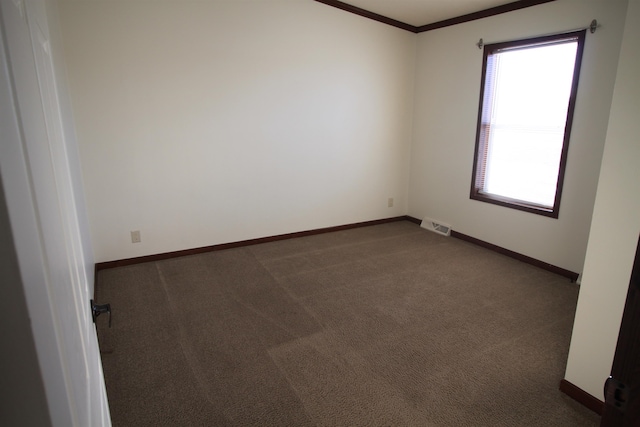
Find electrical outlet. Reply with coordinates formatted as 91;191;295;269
388;198;394;207
131;230;141;243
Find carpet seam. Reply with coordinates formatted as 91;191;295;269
155;262;222;410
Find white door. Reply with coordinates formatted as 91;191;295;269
0;0;110;425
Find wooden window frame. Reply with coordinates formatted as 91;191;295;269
470;30;586;218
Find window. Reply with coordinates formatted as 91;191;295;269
470;31;586;218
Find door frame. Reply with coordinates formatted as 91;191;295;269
0;18;74;425
601;235;640;425
0;0;109;425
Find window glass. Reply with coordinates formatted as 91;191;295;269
470;31;586;218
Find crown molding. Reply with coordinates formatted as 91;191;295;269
314;0;418;32
314;0;557;33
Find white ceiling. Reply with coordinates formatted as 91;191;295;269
339;0;518;27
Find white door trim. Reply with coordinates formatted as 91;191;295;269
0;0;110;425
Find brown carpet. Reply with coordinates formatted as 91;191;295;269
95;220;600;426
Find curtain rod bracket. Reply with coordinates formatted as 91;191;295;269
477;19;599;50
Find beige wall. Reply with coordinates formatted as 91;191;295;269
58;0;416;263
408;0;628;276
565;0;640;399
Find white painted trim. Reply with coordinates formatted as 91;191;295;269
0;7;72;424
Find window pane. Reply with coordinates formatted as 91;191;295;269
470;32;585;218
491;43;578;130
484;127;564;206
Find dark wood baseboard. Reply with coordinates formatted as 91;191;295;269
95;215;580;284
450;230;580;282
404;215;421;225
559;379;604;415
95;216;416;271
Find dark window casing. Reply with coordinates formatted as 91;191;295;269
470;30;586;218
